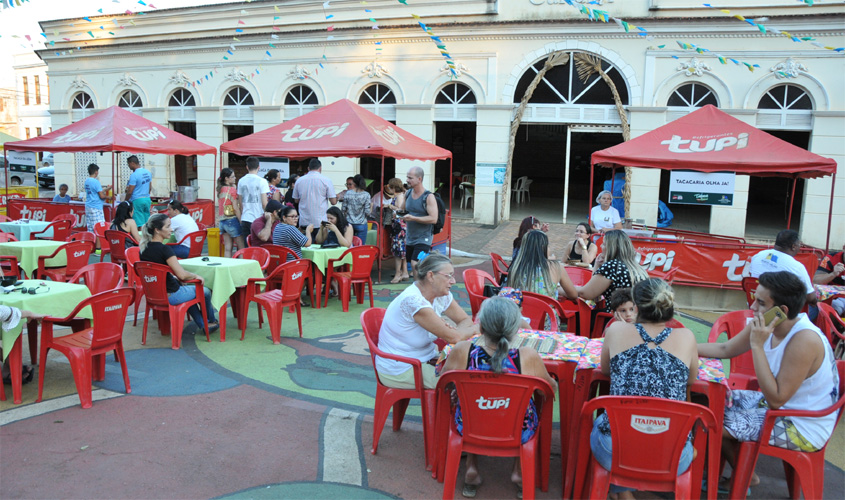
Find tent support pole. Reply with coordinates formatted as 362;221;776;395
826;174;836;252
786;176;797;229
588;161;595;216
112;152;117;209
448;157;452;259
379;155;385;283
3;150;7;193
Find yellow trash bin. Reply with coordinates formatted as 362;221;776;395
207;227;222;257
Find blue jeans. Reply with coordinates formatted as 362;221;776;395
590;416;694;493
352;223;368;245
171;244;190;259
169;285;216;329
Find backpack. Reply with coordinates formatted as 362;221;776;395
423;190;446;235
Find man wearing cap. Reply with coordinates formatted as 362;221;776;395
124;155;152;226
250;200;283;247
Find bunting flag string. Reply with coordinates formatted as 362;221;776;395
702;3;844;52
410;13;457;77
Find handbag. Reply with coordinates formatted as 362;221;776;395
482;284;502;297
222;191;236;217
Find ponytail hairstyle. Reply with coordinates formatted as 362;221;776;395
477;297;522;373
217;168;235;194
264;169;280;185
168;200;189;215
352;174;367;190
139;213;169;253
326;206;349;234
633;278;675;323
111;201;134;230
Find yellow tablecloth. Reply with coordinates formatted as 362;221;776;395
0;240;67;277
301;245;352;275
179;256;265;310
0;280;91;361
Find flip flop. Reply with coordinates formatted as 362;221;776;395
390;276;402;284
461;483;479;498
3;365;34;385
516;484;522;500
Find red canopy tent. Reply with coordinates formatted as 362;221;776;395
220;98;454;270
3;106;217;197
590;105;838;248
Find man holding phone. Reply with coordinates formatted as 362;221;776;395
697;271;839;493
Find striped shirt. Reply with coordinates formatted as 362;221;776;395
292;171;336;228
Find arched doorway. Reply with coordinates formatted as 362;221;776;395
434;82;477;218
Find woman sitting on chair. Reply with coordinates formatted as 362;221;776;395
442;296;558;498
508;230;577;301
592;278;698;500
110;201;141;246
166;200;200;259
577;229;648;312
566;222;598;267
139;214;218;334
315;206;353;248
377;253;478;390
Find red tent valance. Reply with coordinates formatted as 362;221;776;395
591;105;836;178
4;106;216;156
220;99;451;161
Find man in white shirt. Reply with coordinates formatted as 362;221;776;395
237;156;269;238
745;229;818;318
293;158;337;239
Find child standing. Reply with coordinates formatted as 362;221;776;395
217;168;245;258
84;164;110;233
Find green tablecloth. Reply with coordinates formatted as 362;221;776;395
0;240;67;277
0;221;52;241
301;245;352;275
0;280;92;361
179;256;265;310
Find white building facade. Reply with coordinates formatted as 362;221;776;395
13;52;51;143
37;0;844;248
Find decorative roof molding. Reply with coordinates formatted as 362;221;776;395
362;60;389;79
70;75;88;89
168;71;191;86
288;64;311;81
440;61;470;78
224;67;248;82
117;72;137;87
770;57;808;79
677;57;711;77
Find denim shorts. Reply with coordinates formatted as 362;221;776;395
220;217;241;237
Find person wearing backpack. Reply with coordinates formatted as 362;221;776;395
397;166;439;277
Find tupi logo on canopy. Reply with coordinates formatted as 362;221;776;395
661;133;748;154
124;126;167;142
280;123;349;142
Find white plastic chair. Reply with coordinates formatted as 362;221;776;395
516;179;533;203
512;176;529;204
459;183;474;209
452;171;463;199
461;174;475;184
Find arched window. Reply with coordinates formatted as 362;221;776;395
169;88;196;107
71;92;94;109
285;85;318;106
435;83;477;105
667;83;718;108
118;90;142;109
757;84;812;110
757;84;813;130
434;82;477;121
358;83;396;120
224;86;254;106
513;52;629;106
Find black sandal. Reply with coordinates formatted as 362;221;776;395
3;365;34;385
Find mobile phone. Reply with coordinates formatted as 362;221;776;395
321;221;329;226
14;281;23;286
207;262;223;266
762;306;787;328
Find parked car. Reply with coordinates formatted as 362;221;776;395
38;165;55;189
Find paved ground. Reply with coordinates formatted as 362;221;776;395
2;225;843;499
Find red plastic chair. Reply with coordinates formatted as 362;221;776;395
93;222;110;262
69;231;97;244
134;261;210;350
564;265;593;286
462;269;498;320
34;240;95;282
0;255;20;279
68;262;124;294
523;291;577;333
36;288;136;409
728;360;845;500
522;293;560;331
0;214;11;222
124;246;145;327
324;245;379;311
240;259;311;343
490;252;509;285
217;246;272;340
30;219;72;241
233;246;270;271
436;371;555;499
0;232;18;243
361;307;437;471
352;235;363;247
263;243;299;274
814;302;845;353
104;229;138;272
0;334;24;404
167;229;207;259
708;310;758;390
742;276;759;308
572;396;720;500
51;212;79;228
